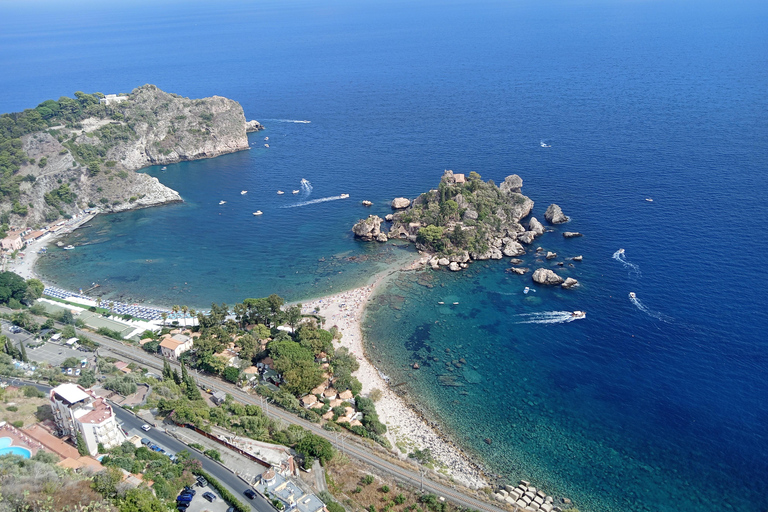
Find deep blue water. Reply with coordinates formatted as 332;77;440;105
2;0;767;510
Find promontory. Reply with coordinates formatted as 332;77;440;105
0;85;262;229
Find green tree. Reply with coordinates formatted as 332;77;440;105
91;466;122;497
0;271;27;304
119;487;167;512
61;356;80;368
24;278;44;302
162;359;172;380
78;369;96;387
222;366;240;383
282;359;324;396
416;225;445;251
18;340;27;362
295;433;334;465
75;431;89;456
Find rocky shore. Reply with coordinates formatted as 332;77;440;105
4;85;262;229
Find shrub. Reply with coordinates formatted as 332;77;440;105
5;405;18;412
361;474;374;486
192;469;249;512
381;485;390;493
11;420;23;428
23;386;44;398
204;448;222;462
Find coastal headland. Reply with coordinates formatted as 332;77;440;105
0;85;262;230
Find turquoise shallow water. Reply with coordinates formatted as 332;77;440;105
3;0;768;510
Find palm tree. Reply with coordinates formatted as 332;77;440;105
189;308;196;326
160;312;168;327
181;305;189;327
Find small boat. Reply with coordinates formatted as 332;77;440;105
540;141;551;148
292;190;299;194
264;136;269;141
617;248;625;254
453;302;459;305
300;178;310;186
264;143;269;148
241;190;247;195
438;301;445;305
523;286;530;294
63;245;75;250
277;190;284;195
219;200;226;205
340;193;350;199
645;198;653;202
571;311;586;318
161;166;167;170
629;292;636;299
253;211;263;216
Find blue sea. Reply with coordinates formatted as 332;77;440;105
2;0;767;510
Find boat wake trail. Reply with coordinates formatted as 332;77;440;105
300;179;313;198
613;249;641;276
630;296;673;323
516;311;585;324
281;195;347;208
263;119;311;124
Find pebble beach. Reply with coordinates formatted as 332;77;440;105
300;256;489;489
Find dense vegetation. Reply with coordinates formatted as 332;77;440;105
392;171;530;257
0;91;110;206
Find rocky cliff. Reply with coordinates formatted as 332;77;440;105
2;85;261;229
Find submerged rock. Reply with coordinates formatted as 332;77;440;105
563;231;582;238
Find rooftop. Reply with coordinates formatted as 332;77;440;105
52;383;91;405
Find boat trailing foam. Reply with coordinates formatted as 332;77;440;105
516;311;586;324
612;248;641;276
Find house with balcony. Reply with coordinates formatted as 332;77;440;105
49;383;126;456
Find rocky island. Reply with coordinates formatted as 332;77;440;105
0;85;262;229
353;170;580;285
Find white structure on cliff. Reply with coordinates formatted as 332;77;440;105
49;383;126;456
99;94;128;105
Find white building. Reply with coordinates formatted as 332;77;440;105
99;94;128;105
49;383;126;456
159;333;193;360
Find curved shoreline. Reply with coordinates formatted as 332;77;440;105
300;254;491;489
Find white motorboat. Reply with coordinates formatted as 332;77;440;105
161;166;167;170
540;141;551;148
253;211;263;216
300;178;310;186
264;136;269;141
264;143;269;148
571;311;586;318
219;200;226;205
241;190;247;195
523;286;530;294
645;198;653;202
629;292;636;299
438;301;445;305
453;302;459;305
277;190;284;195
292;190;299;194
63;245;75;250
340;193;350;199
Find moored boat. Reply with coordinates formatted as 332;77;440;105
277;190;284;195
63;245;75;250
292;190;299;194
253;211;263;216
241;190;247;195
219;200;226;205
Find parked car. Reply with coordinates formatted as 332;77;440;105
141;438;151;446
202;492;216;502
244;489;256;499
183;486;196;495
140;424;151;432
196;476;208;487
75;369;81;376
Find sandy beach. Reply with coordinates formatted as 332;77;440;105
301;256;489;489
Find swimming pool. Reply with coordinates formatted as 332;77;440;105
0;446;31;458
0;437;31;458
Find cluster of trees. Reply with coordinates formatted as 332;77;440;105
162;358;201;401
101;441;198;502
400;171;520;256
0;271;44;308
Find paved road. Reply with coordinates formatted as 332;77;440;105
93;338;503;512
12;379;273;512
0;307;502;512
